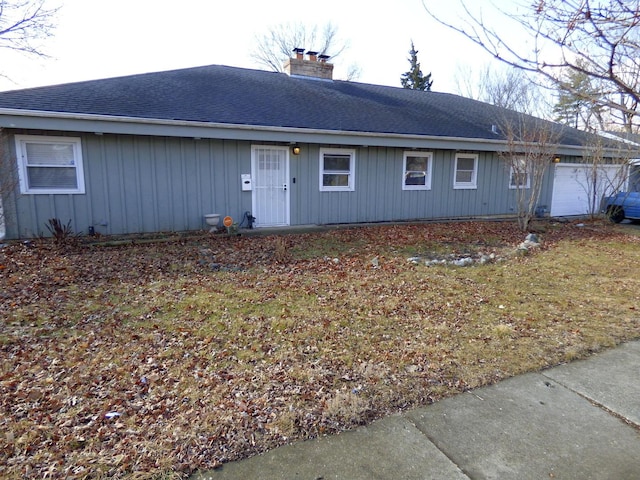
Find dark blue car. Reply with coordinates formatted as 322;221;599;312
602;191;640;223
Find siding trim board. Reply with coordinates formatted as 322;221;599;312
0;109;596;156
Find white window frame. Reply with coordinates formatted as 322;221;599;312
509;157;531;189
15;135;85;194
402;151;432;191
319;148;356;192
453;153;478;189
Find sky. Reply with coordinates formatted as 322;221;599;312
0;0;512;94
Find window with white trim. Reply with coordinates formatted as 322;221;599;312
319;148;356;191
454;153;478;189
15;135;85;194
402;152;432;190
509;157;530;189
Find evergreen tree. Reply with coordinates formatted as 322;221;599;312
400;41;433;91
553;63;604;132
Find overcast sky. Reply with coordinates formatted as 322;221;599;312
0;0;514;94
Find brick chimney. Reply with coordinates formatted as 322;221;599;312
284;48;334;80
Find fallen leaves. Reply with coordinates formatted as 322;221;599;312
1;220;639;478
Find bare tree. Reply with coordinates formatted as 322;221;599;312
424;0;640;132
0;1;58;237
0;0;59;57
251;21;360;80
454;63;550;117
579;133;637;219
498;115;561;231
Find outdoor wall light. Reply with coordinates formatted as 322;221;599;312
553;156;561;163
292;145;301;155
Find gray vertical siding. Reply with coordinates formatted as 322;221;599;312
5;132;253;238
290;145;520;225
3;130;554;239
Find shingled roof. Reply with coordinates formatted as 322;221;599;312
0;63;593;147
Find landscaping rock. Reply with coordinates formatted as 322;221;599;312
412;252;499;267
425;259;447;266
478;253;496;264
452;257;474;267
518;233;542;252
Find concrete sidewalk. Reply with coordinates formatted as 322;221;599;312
192;341;640;480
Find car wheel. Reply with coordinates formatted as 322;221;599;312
608;206;625;223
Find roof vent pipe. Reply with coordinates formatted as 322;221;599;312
491;124;499;135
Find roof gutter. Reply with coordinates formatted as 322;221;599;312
0;107;612;156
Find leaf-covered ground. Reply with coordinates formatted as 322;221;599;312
1;220;640;479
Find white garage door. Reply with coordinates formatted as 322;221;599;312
551;164;624;217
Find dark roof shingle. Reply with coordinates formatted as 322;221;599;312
0;64;590;146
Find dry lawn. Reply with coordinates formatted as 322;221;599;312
1;220;640;478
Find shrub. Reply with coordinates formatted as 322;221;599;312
45;218;75;245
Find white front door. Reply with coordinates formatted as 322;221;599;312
251;146;290;227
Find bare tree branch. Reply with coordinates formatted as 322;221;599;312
0;0;59;57
454;63;551;117
578;135;631;218
496;114;561;230
0;1;59;234
250;21;359;81
251;22;346;73
423;0;640;132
